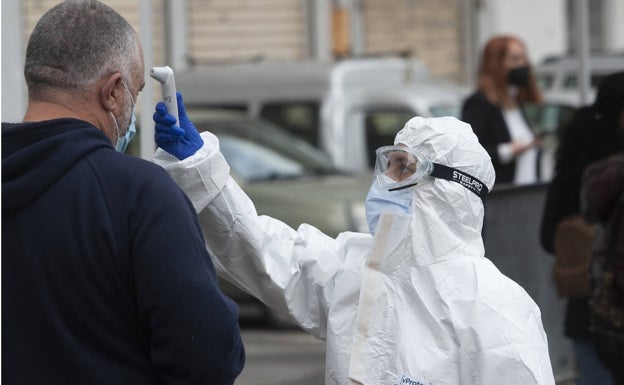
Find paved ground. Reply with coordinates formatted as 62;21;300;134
234;326;578;385
232;306;577;385
234;328;326;385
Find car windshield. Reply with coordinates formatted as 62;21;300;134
219;136;312;181
193;115;340;182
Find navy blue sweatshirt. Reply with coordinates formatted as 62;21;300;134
2;119;244;384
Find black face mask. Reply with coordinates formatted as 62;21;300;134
507;66;530;87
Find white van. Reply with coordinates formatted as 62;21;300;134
176;57;467;172
535;53;624;95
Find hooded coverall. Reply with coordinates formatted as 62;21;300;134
153;116;555;385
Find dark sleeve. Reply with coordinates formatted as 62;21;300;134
461;92;503;165
581;154;624;224
130;166;245;385
540;109;593;254
540;179;564;254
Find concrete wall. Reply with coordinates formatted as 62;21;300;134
187;0;309;64
602;0;624;53
476;0;567;65
363;0;463;81
1;0;26;122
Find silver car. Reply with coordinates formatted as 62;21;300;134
186;109;373;326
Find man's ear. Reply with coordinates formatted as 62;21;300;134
100;72;124;112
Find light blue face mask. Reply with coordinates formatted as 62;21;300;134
365;178;414;235
110;80;137;153
115;109;136;153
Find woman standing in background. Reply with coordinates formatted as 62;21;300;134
462;35;544;185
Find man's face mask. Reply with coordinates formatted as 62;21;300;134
365;145;490;234
109;80;137;153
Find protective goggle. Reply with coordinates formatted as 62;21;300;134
374;145;489;199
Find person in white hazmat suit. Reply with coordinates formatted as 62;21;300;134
151;93;556;385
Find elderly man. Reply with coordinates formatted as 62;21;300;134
152;92;556;385
2;1;244;384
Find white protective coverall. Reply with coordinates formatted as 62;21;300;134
153;116;555;385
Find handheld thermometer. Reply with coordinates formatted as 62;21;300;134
150;66;179;125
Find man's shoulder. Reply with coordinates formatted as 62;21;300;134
88;151;195;220
92;151;172;184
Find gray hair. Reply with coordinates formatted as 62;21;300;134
25;0;140;96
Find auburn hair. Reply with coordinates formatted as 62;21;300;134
477;35;542;108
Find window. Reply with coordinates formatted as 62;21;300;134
536;73;555;90
563;74;578;89
561;73;611;90
260;102;321;147
364;110;415;168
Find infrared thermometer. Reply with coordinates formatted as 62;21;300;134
150;66;179;126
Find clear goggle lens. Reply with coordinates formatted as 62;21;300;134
374;145;433;190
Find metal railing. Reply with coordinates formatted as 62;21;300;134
484;183;577;384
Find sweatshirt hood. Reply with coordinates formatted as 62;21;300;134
2;118;113;216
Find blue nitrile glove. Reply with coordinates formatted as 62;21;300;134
153;92;203;160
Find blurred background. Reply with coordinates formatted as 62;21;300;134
3;0;624;155
2;1;624;384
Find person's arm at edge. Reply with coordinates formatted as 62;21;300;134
131;165;245;384
581;154;624;224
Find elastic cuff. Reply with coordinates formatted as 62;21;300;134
152;132;230;212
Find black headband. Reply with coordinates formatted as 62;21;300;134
431;163;489;199
385;163;489;199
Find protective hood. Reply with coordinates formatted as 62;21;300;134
393;116;495;265
2;119;112;216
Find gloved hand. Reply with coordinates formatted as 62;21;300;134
153;92;204;160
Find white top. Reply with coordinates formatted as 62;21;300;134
499;108;538;185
